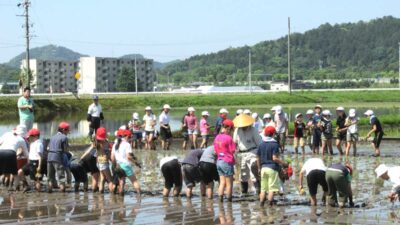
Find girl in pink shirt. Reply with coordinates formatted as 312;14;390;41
214;119;236;202
200;111;210;148
184;107;198;149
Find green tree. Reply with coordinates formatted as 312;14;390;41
116;67;136;92
0;82;10;94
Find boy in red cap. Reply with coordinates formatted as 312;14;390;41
47;122;70;193
20;128;44;192
257;126;288;207
214;119;236;202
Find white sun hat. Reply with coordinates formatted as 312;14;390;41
375;164;389;178
251;112;258;119
349;108;356;117
306;109;314;115
14;124;27;136
322;110;331;116
336;106;345;111
236;109;243;115
263;113;272;119
188;107;195;112
295;113;303;118
145;106;152;111
243;109;252;115
219;108;229;114
132;112;139;120
163;104;171;109
364;110;374;116
275;105;283;114
202;111;210;116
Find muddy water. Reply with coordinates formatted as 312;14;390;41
1;142;400;224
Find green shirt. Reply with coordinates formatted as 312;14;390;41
18;96;34;121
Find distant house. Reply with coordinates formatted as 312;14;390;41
0;82;19;94
270;82;289;91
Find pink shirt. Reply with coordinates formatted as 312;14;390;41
184;115;198;130
200;118;209;135
214;134;236;165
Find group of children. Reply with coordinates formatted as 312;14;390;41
0;123;142;197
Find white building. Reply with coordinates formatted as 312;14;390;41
22;59;79;93
270;82;289;91
78;57;154;93
21;56;154;94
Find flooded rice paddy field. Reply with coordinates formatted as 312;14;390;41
1;142;400;224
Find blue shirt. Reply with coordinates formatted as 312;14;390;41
47;132;69;163
257;139;280;171
214;117;224;135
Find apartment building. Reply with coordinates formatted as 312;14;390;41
22;59;79;93
78;56;154;93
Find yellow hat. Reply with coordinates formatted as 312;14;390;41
233;114;255;128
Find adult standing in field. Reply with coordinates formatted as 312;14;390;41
18;87;34;130
215;108;229;136
345;109;359;157
335;107;347;155
143;106;157;150
159;104;172;150
184;107;199;149
273;106;288;153
364;110;384;157
233;114;262;194
87;95;104;139
305;110;314;151
312;105;323;154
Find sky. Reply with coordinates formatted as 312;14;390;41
0;0;399;63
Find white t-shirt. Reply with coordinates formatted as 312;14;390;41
159;111;170;125
301;158;327;176
160;156;178;169
347;117;359;134
112;140;132;164
0;132;28;156
88;103;103;117
29;139;44;160
143;114;157;131
275;112;288;134
388;166;400;192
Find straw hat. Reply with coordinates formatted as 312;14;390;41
233;114;255;128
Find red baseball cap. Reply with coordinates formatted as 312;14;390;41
123;129;132;137
28;128;40;137
58;122;70;130
287;165;293;177
116;129;124;136
223;119;234;128
96;127;107;141
264;126;276;136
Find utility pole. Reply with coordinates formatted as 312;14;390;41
18;0;31;88
398;42;400;89
135;56;138;96
288;17;291;94
248;49;252;93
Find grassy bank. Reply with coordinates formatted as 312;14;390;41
2;90;400;114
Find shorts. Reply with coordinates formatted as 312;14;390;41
321;133;333;141
216;160;234;177
119;162;134;177
47;161;66;185
0;150;17;175
337;132;347;141
293;137;305;148
260;167;279;193
188;129;198;135
22;160;41;180
199;161;219;184
70;163;88;183
326;169;351;205
17;158;28;170
161;159;182;189
373;132;384;148
201;135;209;141
312;129;322;148
97;162;110;171
346;133;358;143
81;156;99;174
277;133;286;145
145;130;155;137
182;164;201;187
132;132;143;141
160;126;172;140
307;169;328;196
